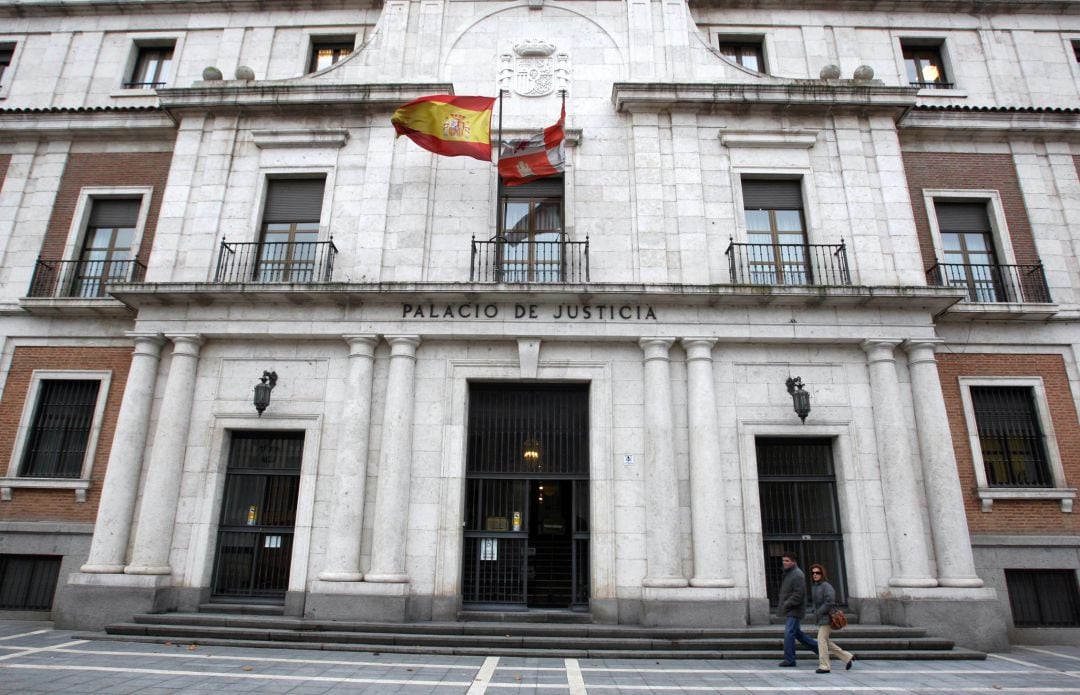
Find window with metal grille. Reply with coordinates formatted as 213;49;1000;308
717;39;765;73
0;555;61;610
1006;569;1080;627
127;44;173;88
19;380;100;478
309;38;354;73
970;386;1051;487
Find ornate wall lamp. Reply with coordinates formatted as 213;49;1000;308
786;376;811;423
522;436;541;469
254;370;278;416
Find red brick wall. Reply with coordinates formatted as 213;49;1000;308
938;353;1080;534
40;151;173;266
902;152;1040;270
0;154;10;185
0;347;132;522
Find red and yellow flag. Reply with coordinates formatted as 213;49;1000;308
391;95;496;161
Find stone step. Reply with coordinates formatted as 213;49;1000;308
198;602;284;616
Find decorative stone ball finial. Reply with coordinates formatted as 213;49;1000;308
202;66;223;81
235;66;255;81
853;65;875;81
819;64;841;80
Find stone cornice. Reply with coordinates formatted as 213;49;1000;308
900;107;1080;135
0;107;175;137
0;0;374;18
611;81;918;118
687;0;1080;14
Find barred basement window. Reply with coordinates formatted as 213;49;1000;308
19;380;100;478
970;386;1052;487
0;555;61;610
1006;569;1080;627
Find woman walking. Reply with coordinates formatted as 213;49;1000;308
809;563;855;674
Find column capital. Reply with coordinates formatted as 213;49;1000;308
125;332;166;356
343;335;379;358
680;338;717;361
861;339;902;362
385;335;421;357
639;337;675;361
903;338;945;362
165;334;203;356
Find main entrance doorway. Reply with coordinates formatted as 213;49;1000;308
462;384;590;609
757;437;848;607
211;431;303;601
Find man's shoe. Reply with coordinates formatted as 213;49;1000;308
777;661;796;667
846;656;855;670
816;669;831;674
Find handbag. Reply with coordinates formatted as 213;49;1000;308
830;609;848;630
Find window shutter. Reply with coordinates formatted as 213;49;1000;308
935;202;991;232
263;179;326;224
501;175;564;198
88;199;140;228
742;180;803;210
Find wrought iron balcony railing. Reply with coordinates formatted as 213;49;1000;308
909;81;955;90
214;239;338;283
28;258;147;298
123;81;166;89
470;235;589;284
725;240;851;286
926;262;1051;304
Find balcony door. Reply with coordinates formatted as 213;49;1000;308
936;202;1003;302
742;179;809;285
73;199;139;297
258;178;325;282
498;176;564;283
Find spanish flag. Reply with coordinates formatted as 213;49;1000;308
391;95;496;161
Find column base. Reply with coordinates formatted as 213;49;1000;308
638;586;749;626
642;576;689;588
888;576;938;588
306;580;407;621
318;571;364;582
875;586;1005;652
689;577;735;588
364;573;410;583
80;563;126;574
125;565;172;575
938;576;985;588
55;572;174;631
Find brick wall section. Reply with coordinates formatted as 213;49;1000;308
902;151;1040;270
937;353;1080;534
0;153;10;185
0;346;132;522
39;151;173;266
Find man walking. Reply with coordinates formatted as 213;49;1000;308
777;551;818;667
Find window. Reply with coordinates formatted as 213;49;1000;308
741;179;808;285
258;178;326;282
717;39;765;73
970;386;1052;488
902;42;951;88
0;43;13;85
127;44;173;88
0;555;61;610
72;199;139;298
309;37;354;73
19;380;101;479
1073;40;1080;63
935;202;1002;302
1006;570;1080;627
498;176;565;283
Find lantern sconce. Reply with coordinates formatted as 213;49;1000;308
522;436;541;468
254;370;278;416
786;376;811;423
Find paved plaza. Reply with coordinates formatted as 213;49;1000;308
1;620;1080;693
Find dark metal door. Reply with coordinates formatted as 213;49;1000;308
757;437;848;607
462;384;590;609
211;431;303;601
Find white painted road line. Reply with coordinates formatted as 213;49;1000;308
0;640;87;663
0;630;50;642
584;687;1080;693
565;658;587;694
992;652;1080;678
1021;647;1080;664
39;646;482;670
466;655;500;694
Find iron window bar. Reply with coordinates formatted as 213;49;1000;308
725;240;851;286
470;234;589;284
122;81;166;89
925;261;1051;304
214;238;338;283
909;81;955;89
27;258;147;298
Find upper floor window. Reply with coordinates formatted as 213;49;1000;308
970;386;1051;488
74;199;139;298
902;41;951;89
0;43;13;85
259;178;326;282
935;202;1001;302
127;44;173;89
498;177;565;283
740;179;808;285
19;379;101;479
717;39;765;73
309;37;354;73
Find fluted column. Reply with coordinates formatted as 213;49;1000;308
681;338;734;588
81;333;165;573
125;335;203;575
365;335;421;583
904;339;984;587
862;340;936;587
639;338;688;588
320;336;379;582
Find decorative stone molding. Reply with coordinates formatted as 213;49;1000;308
513;39;556;57
252;129;349;149
720;131;818;149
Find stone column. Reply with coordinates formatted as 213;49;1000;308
639;338;687;588
861;340;936;587
125;335;203;575
365;335;421;583
81;333;165;573
320;336;379;582
681;338;734;588
904;339;984;588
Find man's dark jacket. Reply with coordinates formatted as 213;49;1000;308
778;564;807;619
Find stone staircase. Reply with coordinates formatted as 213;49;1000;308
85;610;986;660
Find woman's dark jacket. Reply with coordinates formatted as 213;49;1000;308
811;579;837;626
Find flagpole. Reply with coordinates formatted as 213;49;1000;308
496;89;505;242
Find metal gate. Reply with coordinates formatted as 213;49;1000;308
462;384;590;609
211;431;303;601
757;437;848;607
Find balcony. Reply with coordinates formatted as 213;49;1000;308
27;258;147;298
214;239;338;283
926;262;1051;304
471;235;589;284
726;241;851;286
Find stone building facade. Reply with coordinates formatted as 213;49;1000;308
0;0;1079;652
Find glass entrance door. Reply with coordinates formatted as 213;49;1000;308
757;437;848;607
211;431;303;601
